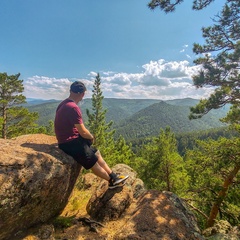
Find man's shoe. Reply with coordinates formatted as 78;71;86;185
109;174;129;189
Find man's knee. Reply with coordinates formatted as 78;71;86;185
95;150;101;157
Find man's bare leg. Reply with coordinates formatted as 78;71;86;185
95;150;112;175
91;161;111;181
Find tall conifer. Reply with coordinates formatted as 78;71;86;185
86;73;134;166
0;72;38;139
141;127;189;195
86;73;114;148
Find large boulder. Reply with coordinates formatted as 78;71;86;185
86;164;146;222
203;220;240;240
0;134;81;240
85;165;203;239
0;135;206;240
113;190;204;240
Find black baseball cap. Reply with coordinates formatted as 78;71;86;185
70;81;86;93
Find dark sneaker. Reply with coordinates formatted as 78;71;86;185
108;174;129;189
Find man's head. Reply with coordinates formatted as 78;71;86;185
70;81;86;94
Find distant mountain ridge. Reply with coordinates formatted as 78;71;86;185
26;98;229;139
25;98;59;106
114;101;228;140
165;98;200;106
26;98;162;125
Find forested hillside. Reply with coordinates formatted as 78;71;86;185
27;101;61;126
165;98;199;106
26;98;161;126
114;101;228;140
27;98;229;139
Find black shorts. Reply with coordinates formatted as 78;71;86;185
58;136;98;170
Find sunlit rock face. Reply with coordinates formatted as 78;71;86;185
0;134;81;240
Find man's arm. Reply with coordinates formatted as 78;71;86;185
75;123;94;140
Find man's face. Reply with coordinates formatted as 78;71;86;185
78;91;85;101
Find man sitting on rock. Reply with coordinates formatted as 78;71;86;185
54;81;128;189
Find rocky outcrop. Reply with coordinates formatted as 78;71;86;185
86;164;145;222
203;220;240;240
113;190;204;240
0;134;81;240
84;164;204;240
0;134;206;240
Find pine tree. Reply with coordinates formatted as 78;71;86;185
45;120;54;135
148;0;215;12
140;126;189;195
185;137;240;228
113;135;135;167
86;73;134;166
189;0;240;119
0;72;39;139
86;73;114;148
147;0;240;120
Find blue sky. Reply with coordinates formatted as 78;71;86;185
0;0;225;100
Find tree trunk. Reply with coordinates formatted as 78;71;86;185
165;161;171;191
2;106;7;139
206;164;240;228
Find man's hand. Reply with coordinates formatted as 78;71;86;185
75;123;94;140
90;136;95;144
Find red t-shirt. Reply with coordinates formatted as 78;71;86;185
54;99;83;144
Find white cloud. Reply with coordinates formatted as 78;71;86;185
23;58;213;100
180;44;188;53
24;76;71;99
24;76;93;99
180;44;193;59
88;71;98;77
